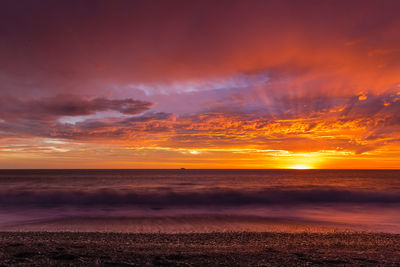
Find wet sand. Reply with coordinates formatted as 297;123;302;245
0;231;399;266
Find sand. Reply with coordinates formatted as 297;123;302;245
0;231;399;266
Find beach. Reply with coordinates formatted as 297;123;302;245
1;170;400;265
3;0;400;264
1;231;399;266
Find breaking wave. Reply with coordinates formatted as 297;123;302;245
1;188;399;207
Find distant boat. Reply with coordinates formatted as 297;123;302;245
180;168;186;170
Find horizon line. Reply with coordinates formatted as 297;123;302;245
0;168;399;171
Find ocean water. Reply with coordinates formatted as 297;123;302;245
0;169;400;233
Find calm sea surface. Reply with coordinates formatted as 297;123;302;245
0;169;399;233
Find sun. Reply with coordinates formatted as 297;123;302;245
288;164;312;170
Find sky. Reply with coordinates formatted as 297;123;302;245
1;0;400;169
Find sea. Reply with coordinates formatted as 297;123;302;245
0;169;399;233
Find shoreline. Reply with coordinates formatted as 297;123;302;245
0;231;399;266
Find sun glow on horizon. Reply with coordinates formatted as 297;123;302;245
288;164;312;170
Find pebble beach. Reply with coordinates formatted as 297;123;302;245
0;231;399;266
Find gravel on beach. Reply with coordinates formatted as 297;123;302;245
0;231;399;266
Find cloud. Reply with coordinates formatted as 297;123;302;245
0;95;163;140
0;95;153;121
1;0;400;98
1;91;400;156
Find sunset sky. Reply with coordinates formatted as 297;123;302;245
1;0;400;169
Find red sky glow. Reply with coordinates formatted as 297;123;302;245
1;0;400;168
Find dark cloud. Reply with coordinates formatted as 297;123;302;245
70;112;175;132
121;112;174;124
0;95;163;140
0;95;153;121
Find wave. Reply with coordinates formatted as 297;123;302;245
1;188;400;207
